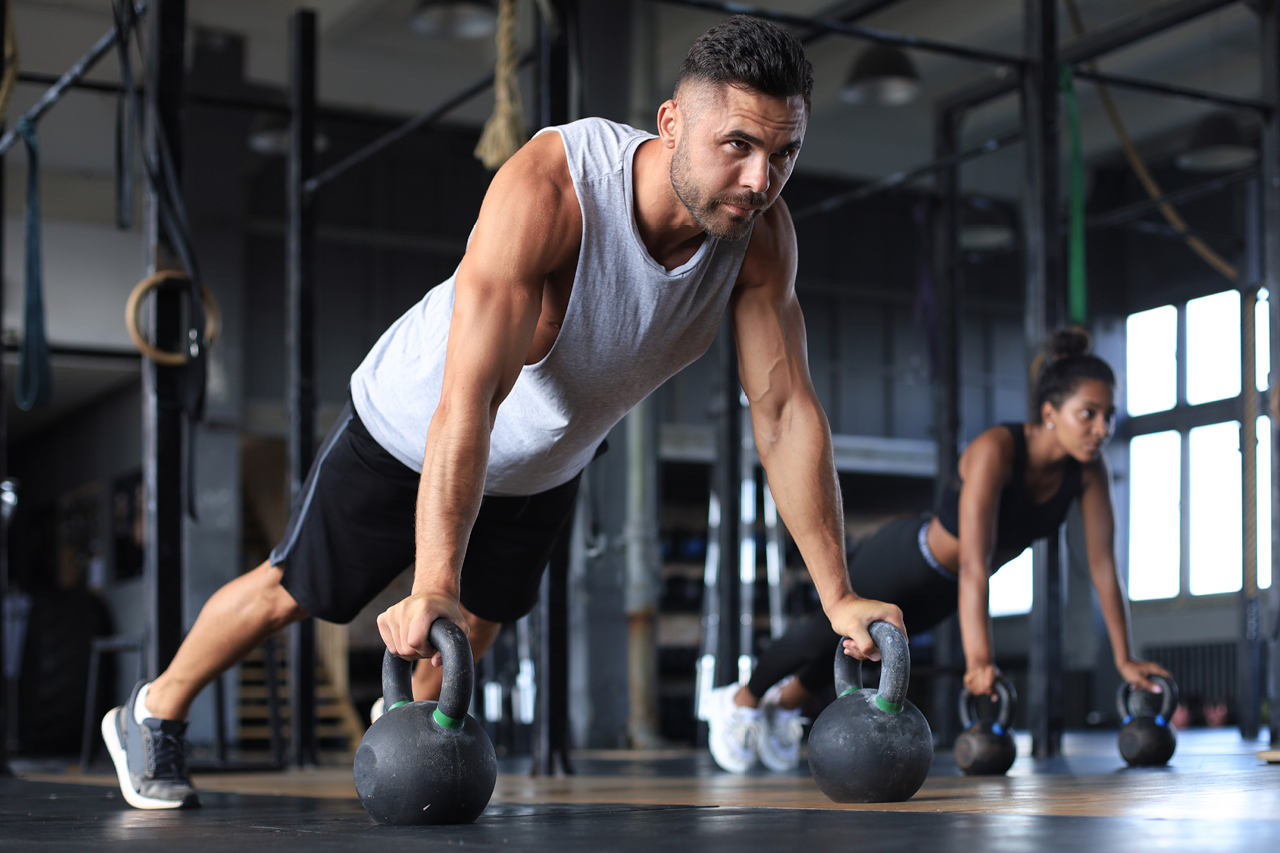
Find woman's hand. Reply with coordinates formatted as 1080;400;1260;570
963;663;1002;697
1117;659;1170;693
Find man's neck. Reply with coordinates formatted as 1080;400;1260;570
631;138;708;272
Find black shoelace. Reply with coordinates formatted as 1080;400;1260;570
146;726;191;782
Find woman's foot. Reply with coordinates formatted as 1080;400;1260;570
707;684;761;773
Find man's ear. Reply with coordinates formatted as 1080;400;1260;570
656;99;679;148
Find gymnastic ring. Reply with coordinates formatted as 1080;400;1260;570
125;270;221;366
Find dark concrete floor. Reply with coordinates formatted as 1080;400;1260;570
2;776;1279;853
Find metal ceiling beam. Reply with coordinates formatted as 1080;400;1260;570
650;0;1025;67
1071;67;1271;115
939;0;1247;114
1085;165;1258;228
796;0;906;44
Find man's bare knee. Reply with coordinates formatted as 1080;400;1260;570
251;561;310;629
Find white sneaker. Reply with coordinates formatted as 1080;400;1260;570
706;684;761;774
757;680;807;772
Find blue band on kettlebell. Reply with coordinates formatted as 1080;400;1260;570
874;694;903;714
1155;714;1167;727
1122;714;1133;726
992;723;1005;736
433;707;465;730
388;700;411;712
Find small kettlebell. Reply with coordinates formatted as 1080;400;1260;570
354;619;497;825
1116;673;1178;768
955;674;1017;775
807;621;933;803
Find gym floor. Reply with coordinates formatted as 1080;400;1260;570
5;729;1278;852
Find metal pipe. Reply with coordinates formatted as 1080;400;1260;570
790;130;1023;222
796;0;909;45
142;0;187;681
1023;0;1065;761
624;398;660;748
1259;0;1280;750
1071;68;1271;115
305;51;537;194
1085;166;1258;229
287;8;319;768
650;0;1025;67
0;1;148;156
940;0;1245;115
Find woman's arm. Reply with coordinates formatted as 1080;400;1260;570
1079;457;1170;691
956;429;1015;696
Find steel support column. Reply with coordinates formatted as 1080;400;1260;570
534;0;576;775
1022;0;1065;759
0;2;8;774
930;104;963;748
716;333;743;690
286;8;318;767
1260;0;1280;749
143;0;187;680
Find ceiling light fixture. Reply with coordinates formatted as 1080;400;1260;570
1175;112;1257;172
409;0;498;39
839;45;921;107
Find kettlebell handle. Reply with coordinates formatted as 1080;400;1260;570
381;618;474;730
958;673;1017;734
832;621;910;712
1115;673;1178;724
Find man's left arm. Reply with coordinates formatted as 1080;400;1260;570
732;200;905;660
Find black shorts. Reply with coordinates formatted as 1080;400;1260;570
270;401;582;624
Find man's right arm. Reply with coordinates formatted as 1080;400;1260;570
377;133;581;663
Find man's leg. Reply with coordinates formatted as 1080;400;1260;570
410;605;502;701
146;559;309;720
102;558;308;809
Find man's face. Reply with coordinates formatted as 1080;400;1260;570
669;83;807;241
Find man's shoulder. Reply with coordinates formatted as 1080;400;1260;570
737;199;798;290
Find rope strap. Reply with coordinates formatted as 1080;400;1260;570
16;118;52;411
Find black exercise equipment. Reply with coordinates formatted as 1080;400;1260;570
807;622;932;803
1117;674;1179;768
955;674;1017;775
354;620;497;825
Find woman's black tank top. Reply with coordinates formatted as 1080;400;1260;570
935;423;1083;555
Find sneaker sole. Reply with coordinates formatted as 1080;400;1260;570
101;707;198;810
758;741;800;773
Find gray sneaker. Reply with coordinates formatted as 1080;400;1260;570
101;681;200;810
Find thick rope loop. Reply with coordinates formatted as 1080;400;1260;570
125;270;221;366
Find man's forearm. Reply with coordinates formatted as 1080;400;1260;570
754;401;850;611
412;399;491;597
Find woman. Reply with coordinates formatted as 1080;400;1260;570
706;328;1169;774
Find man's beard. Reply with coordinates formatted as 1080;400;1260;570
670;141;767;242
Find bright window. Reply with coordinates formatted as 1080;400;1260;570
1128;431;1181;600
989;548;1032;617
1256;289;1269;393
1259;416;1272;590
1189;422;1242;596
1186;290;1241;405
1126;305;1177;416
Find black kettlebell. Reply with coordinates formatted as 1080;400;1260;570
1116;673;1178;767
955;674;1017;775
354;619;497;825
807;621;933;803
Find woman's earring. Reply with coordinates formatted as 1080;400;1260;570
1046;422;1055;430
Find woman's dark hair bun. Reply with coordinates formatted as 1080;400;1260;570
1048;327;1092;362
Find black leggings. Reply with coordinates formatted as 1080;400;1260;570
746;516;958;699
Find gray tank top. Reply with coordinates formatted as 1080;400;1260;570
350;117;752;495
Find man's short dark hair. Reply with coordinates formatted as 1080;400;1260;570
675;15;813;110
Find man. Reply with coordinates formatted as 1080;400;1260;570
103;15;905;809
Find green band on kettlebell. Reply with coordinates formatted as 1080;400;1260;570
388;700;411;712
433;707;465;730
837;687;858;699
874;695;903;714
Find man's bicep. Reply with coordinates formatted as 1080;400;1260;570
733;284;813;411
